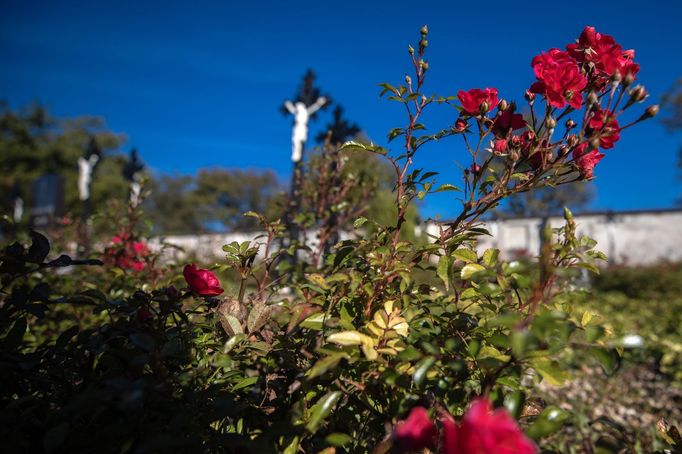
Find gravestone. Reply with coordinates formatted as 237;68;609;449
30;173;64;229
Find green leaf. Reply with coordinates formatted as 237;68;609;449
325;433;353;447
232;376;258;391
590;347;620;375
433;183;461;193
526;406;572;440
306;353;350;379
413;356;436;387
353;217;368;229
327;330;369;346
247;302;271;333
306;391;342;433
461;263;485;279
27;230;50;264
530;358;570;386
482;248;500;267
504;390;525;419
453;248;478;263
437;255;451;291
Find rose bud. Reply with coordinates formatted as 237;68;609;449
455;118;468;131
405;75;412;85
565;119;576;129
136;308;153;323
408;44;414;55
524;90;535;103
183;263;224;297
470;163;481;174
611;69;622;84
497;99;508;111
493;139;508;154
546;117;557;129
480;101;490;115
630;85;647;103
510;135;522;148
589;136;601;150
640;105;659;120
587;91;598;105
420;25;429;35
166;285;180;300
566;135;579;148
623;72;634;88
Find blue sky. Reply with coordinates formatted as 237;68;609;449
1;0;681;219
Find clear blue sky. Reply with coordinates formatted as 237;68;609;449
2;0;680;218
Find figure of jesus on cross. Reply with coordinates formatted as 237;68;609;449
284;96;327;163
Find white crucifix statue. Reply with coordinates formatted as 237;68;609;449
78;138;101;202
284;96;327;163
78;153;100;201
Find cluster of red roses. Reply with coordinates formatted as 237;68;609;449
455;26;651;180
103;233;149;272
393;399;536;454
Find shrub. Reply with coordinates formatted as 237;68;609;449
1;25;671;454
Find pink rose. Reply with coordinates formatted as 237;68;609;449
440;399;537;454
529;49;587;109
457;88;499;115
393;407;438;452
183;264;224;297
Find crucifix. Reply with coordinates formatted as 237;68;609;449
10;182;23;224
123;148;145;208
76;137;101;254
281;70;329;258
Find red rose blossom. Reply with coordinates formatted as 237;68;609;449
588;109;620;149
393;407;438;452
572;142;604;179
183;263;224;297
567;26;639;84
492;110;525;137
457;88;499;115
440;399;537;454
529;49;587;109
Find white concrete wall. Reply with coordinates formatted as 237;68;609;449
151;209;682;266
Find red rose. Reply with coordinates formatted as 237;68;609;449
393;407;438;452
440;399;537;454
493;139;508;154
529;49;586;109
183;263;224;297
457;88;499;115
588;109;620;149
492;110;525;137
567;26;639;83
572;142;604;179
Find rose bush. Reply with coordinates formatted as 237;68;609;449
0;25;673;454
